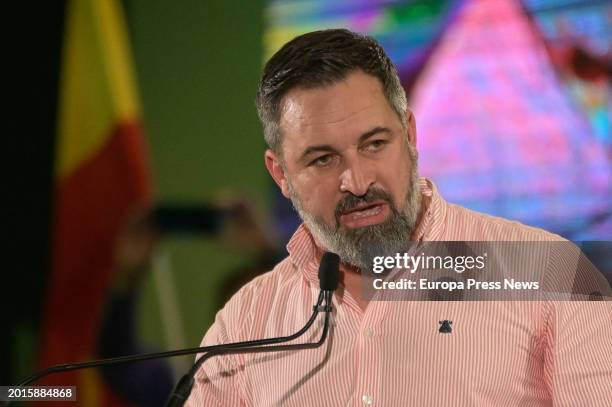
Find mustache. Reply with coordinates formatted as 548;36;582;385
334;188;395;223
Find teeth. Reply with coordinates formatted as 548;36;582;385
350;205;382;219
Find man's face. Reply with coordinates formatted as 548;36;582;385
265;70;421;270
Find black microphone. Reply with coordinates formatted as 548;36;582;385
9;252;340;407
319;251;340;291
164;251;340;406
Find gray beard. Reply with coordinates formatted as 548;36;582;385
286;147;422;272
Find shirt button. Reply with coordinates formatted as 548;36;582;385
362;394;373;405
363;328;374;338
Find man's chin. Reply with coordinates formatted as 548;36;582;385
339;218;389;231
339;215;395;235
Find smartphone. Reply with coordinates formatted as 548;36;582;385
152;205;228;236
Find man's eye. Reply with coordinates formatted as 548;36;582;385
311;155;333;167
365;139;388;152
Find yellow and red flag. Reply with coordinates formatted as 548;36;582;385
39;0;151;404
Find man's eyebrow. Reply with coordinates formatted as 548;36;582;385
358;126;392;143
299;145;337;163
298;127;392;163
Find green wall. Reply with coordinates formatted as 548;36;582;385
125;0;267;353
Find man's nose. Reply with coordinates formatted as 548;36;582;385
339;158;374;197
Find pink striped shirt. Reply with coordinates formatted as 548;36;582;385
186;178;612;406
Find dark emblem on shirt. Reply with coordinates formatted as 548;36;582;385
439;320;453;333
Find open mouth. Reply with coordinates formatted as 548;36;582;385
339;201;390;228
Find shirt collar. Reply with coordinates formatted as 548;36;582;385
286;224;323;286
286;177;449;284
412;177;448;241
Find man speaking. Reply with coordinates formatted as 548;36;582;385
186;29;612;406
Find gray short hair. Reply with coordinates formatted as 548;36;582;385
256;29;408;155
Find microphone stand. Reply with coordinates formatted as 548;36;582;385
10;252;340;407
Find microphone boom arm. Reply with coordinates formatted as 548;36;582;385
164;290;334;407
16;292;327;387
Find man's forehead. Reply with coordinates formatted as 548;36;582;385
280;94;377;128
277;72;395;151
279;71;385;120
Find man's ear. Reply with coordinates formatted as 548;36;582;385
406;109;417;147
265;149;291;198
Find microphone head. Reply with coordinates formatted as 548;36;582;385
318;252;340;291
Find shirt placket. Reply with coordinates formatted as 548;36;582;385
353;299;387;406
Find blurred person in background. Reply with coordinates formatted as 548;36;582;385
98;196;278;407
